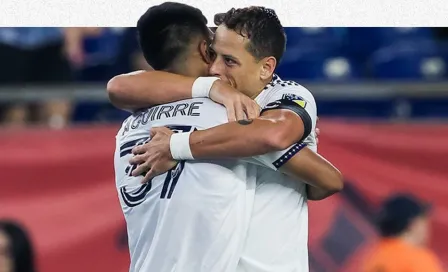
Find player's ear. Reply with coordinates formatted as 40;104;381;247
198;39;210;64
260;56;276;81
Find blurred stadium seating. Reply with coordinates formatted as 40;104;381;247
1;27;447;272
1;27;446;123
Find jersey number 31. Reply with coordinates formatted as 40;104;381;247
119;125;195;207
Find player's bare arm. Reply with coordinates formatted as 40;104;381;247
278;147;343;200
130;106;310;179
107;70;259;121
178;111;343;199
107;70;192;111
129;104;341;199
130;122;342;200
188;109;307;159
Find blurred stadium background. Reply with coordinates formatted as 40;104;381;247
1;27;448;272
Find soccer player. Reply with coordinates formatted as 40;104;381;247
114;6;258;272
111;4;342;272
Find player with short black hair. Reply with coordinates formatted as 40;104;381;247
137;2;212;76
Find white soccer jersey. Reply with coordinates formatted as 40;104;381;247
237;74;318;272
114;98;298;272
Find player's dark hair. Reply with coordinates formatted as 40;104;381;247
376;194;429;238
137;2;210;70
0;220;36;272
214;7;286;64
377;216;409;237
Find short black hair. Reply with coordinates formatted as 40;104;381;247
137;2;209;70
376;194;430;237
0;220;36;272
214;7;286;64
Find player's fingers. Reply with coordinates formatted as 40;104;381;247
132;163;151;177
132;145;147;155
252;102;261;118
315;127;321;137
129;154;147;165
226;105;236;122
245;103;259;119
141;170;154;184
234;103;245;121
145;168;160;181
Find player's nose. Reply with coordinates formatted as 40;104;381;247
208;58;224;77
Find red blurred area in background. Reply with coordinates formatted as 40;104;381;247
0;120;447;272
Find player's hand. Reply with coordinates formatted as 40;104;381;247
129;127;178;184
209;80;260;122
316;116;320;145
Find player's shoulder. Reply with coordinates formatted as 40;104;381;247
271;75;312;95
258;75;315;106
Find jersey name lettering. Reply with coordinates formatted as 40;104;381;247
123;101;203;135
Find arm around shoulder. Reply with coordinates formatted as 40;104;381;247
107;70;197;111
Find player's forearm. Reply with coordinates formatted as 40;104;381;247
280;148;343;200
107;71;196;111
306;185;338;201
189;118;301;159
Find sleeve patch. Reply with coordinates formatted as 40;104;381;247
292;99;307;108
282;93;307;108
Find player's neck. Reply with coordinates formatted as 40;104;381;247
248;76;274;99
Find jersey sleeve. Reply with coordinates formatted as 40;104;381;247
262;85;317;148
242;142;308;170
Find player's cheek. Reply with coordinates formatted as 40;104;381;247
227;76;237;89
223;70;239;89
